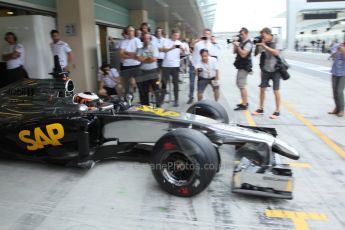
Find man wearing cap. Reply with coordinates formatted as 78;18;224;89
252;27;283;119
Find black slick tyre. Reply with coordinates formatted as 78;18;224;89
186;99;229;123
151;128;218;197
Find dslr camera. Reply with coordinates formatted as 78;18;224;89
253;36;262;45
227;34;240;44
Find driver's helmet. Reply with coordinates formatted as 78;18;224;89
74;92;100;108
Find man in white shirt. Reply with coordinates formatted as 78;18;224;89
98;63;122;96
160;30;183;107
188;28;216;104
140;22;158;48
120;25;143;95
2;32;28;85
155;27;166;69
50;30;73;71
211;36;221;59
195;49;220;101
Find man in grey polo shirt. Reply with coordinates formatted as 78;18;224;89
252;27;283;119
136;33;160;106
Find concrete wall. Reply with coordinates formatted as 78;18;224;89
56;0;97;92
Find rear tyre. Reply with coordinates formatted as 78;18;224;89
151;128;218;197
187;100;229;123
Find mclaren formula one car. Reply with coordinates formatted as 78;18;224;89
0;60;300;199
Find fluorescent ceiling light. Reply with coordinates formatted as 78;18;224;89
172;12;183;21
155;0;168;8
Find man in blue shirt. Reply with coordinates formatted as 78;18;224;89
329;38;345;117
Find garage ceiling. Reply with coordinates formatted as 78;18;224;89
110;0;215;36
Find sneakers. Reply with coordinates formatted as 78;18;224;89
234;104;248;111
252;108;264;116
269;111;280;119
336;112;344;117
187;98;194;104
236;103;249;107
252;108;280;119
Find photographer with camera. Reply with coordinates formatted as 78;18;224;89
195;49;220;101
252;27;283;119
188;29;216;104
233;27;253;111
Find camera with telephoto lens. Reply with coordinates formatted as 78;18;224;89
253;36;262;44
227;35;240;44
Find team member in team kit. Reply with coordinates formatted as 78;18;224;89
136;33;160;106
160;30;184;107
2;32;28;85
195;49;220;101
50;30;73;71
120;25;143;95
155;27;166;69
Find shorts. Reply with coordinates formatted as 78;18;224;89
260;70;280;90
236;69;249;88
197;77;219;94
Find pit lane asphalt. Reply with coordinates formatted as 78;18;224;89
0;50;344;230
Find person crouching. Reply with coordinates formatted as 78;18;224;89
98;63;122;96
195;49;220;101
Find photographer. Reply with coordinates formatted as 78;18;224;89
329;37;345;117
252;27;283;119
98;63;122;96
195;49;220;101
233;27;253;111
188;28;216;104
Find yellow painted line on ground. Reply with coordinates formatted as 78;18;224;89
244;110;256;126
265;210;327;230
288;163;311;168
283;101;345;159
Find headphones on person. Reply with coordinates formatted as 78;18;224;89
4;32;17;42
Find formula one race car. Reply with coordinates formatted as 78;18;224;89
0;57;300;199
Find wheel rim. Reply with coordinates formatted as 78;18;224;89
161;152;196;187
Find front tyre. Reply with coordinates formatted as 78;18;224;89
151;128;219;197
187;100;229;123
